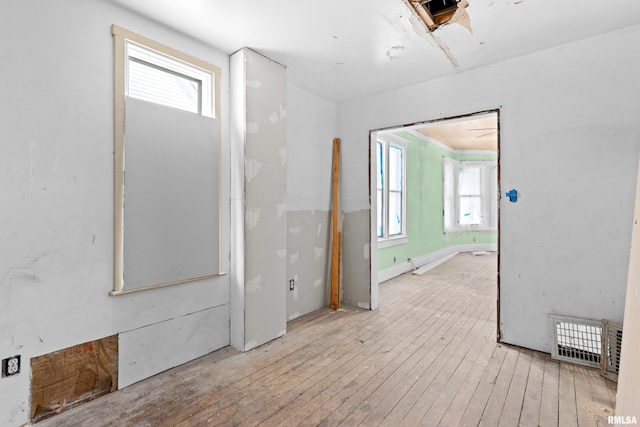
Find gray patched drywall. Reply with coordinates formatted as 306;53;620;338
286;211;331;320
342;209;372;309
230;48;288;351
285;83;338;318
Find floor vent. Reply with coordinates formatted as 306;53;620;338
601;320;623;383
550;315;602;368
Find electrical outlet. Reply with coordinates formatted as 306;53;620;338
2;355;21;377
289;279;295;291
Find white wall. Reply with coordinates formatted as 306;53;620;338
338;24;640;352
0;1;231;425
286;84;338;320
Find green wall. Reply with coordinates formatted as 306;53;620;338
377;131;498;270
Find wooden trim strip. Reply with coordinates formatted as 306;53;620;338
110;272;227;296
330;138;341;309
113;29;125;293
112;25;221;76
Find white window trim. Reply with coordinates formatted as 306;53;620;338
111;25;223;296
377;135;408;246
443;157;497;233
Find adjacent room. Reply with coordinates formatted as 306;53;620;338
1;0;640;425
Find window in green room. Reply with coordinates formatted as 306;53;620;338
377;138;407;247
443;158;497;232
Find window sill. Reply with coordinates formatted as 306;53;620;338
378;235;409;248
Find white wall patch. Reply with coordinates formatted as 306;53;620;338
314;247;324;260
247;275;262;293
246;122;259;134
289;226;302;234
245;158;263;182
276;200;287;218
364;243;370;260
269;111;280;124
276;249;287;258
289;253;299;264
246;208;261;229
313;278;323;288
288;312;301;321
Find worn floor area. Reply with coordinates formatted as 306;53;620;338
38;253;615;426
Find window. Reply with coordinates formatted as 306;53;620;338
126;41;214;117
443;158;497;232
377;138;407;244
112;26;224;296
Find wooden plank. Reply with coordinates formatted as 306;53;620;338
558;362;579;427
574;365;599;427
539;357;560;427
498;349;532;426
459;344;507;426
478;347;519;426
330;137;341;309
518;351;545;426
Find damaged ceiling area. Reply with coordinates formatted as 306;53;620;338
109;0;640;103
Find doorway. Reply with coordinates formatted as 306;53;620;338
370;110;501;339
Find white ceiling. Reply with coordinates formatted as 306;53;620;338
109;0;640;103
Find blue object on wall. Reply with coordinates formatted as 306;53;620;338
506;189;518;203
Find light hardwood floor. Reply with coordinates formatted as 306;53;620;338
39;253;616;426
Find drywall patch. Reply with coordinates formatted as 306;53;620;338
314;278;323;288
289;312;301;321
289;253;299;264
247;275;262;293
269;111;280;124
364;243;370;260
245;158;263;182
278;147;287;167
317;222;323;236
246;122;259;134
276;249;287;258
290;226;302;234
276;199;287;218
246;208;261;229
314;247;325;260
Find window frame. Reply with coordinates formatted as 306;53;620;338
111;25;223;296
125;41;215;117
377;136;408;248
443;158;497;233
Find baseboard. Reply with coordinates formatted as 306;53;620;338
377;243;497;284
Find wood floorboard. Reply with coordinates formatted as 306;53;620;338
539;357;560;427
518;351;545;427
37;253;616;427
